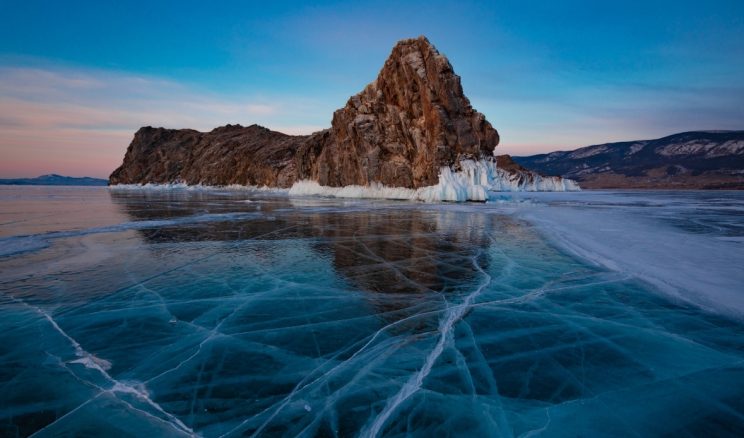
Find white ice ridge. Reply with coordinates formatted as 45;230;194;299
289;159;580;202
108;159;579;202
108;182;290;193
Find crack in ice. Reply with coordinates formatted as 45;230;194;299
362;251;492;437
6;296;197;437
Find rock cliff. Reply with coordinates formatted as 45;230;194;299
110;36;571;194
295;36;499;188
109;124;305;187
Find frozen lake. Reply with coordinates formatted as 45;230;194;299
1;186;743;437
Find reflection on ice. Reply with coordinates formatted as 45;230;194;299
0;187;743;437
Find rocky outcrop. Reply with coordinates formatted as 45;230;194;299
111;36;570;194
513;131;744;189
109;124;308;187
295;36;499;188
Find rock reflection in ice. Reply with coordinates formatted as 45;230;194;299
0;187;743;437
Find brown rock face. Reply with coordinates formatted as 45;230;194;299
110;36;500;188
109;124;309;187
297;36;499;188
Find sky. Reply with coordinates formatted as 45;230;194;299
1;0;743;178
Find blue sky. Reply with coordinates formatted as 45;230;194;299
1;0;743;177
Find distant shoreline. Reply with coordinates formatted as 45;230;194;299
2;183;740;191
0;175;107;186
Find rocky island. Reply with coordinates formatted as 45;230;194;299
110;36;578;200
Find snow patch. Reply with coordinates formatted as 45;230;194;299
513;192;744;318
627;142;648;155
657;140;744;157
568;145;609;159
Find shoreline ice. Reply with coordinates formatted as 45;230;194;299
110;159;580;202
108;182;290;193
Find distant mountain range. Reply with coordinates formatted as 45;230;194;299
514;131;744;189
0;174;108;186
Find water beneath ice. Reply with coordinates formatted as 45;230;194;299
1;186;743;437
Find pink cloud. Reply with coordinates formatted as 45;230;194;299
0;66;327;178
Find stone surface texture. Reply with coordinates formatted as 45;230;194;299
110;37;503;188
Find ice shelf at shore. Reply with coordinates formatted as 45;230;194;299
108;183;289;192
289;159;579;202
110;159;580;202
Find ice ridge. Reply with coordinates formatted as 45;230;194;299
289;159;580;202
109;159;579;203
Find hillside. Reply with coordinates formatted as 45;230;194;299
513;131;744;189
0;174;108;186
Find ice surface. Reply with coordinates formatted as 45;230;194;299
508;191;744;317
1;186;743;437
0;212;262;259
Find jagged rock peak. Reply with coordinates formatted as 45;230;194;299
296;35;500;189
366;35;468;116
